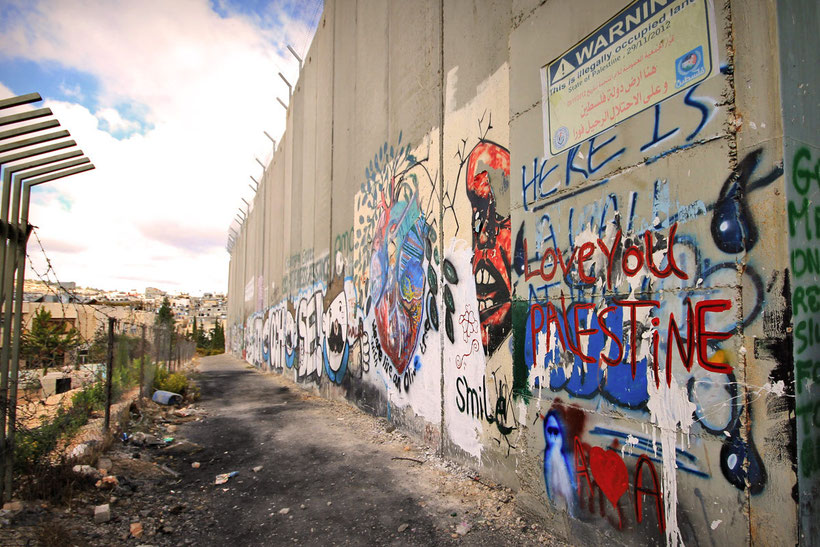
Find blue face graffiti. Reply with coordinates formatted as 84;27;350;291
542;410;576;516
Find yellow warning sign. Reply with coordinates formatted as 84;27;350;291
542;0;716;155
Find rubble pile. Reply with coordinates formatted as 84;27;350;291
0;395;212;546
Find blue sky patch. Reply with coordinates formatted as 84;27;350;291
96;102;154;139
0;57;101;111
30;187;72;212
209;0;323;30
57;194;72;211
0;58;152;139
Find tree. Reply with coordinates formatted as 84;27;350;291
197;325;210;349
210;322;225;353
191;316;210;350
155;297;174;328
86;327;109;363
155;297;175;363
21;308;82;373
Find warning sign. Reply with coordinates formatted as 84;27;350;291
541;0;717;155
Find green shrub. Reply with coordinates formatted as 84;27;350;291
15;402;90;470
71;382;105;413
195;347;224;356
153;366;189;395
13;377;116;470
153;365;168;387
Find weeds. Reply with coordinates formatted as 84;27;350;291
153;366;189;396
36;517;78;546
15;457;85;505
13;385;100;471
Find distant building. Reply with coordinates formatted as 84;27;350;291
17;281;224;345
182;294;227;335
20;302;98;343
145;287;165;299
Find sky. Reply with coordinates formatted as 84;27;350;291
0;0;323;296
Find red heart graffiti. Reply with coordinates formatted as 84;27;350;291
588;446;628;507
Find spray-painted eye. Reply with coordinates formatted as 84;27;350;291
474;211;482;233
547;426;559;436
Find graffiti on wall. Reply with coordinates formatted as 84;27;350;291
352;135;440;390
788;144;820;539
520;148;782;500
243;253;362;385
520;84;717;213
464;141;512;355
225;20;802;541
448;113;513;356
542;407;578;517
239;136;441;405
334;226;355;277
369;176;429;374
440;112;519;458
539;401;709;536
515;70;786;543
283;249;331;295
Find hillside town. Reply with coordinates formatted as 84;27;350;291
21;279;226;343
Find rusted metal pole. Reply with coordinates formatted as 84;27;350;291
104;318;115;432
140;325;146;399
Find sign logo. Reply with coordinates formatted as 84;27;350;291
553;126;569;150
675;46;705;88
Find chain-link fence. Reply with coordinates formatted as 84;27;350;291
2;318;196;502
0;221;210;502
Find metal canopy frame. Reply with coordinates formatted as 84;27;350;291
0;93;95;501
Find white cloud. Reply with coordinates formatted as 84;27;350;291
2;0;320;295
58;81;84;101
95;107;140;135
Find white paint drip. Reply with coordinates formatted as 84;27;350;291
578;307;592;362
445;66;458;113
646;375;697;547
517;398;529;433
651;422;658;457
535;330;549;390
624;285;655;372
762;380;786;397
540;317;573;389
621;434;639;458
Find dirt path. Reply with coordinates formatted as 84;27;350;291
0;354;563;546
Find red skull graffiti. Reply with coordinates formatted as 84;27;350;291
465;141;511;355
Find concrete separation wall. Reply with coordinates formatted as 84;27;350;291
227;1;815;544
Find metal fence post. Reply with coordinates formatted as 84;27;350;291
140;325;146;399
103;318;114;432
